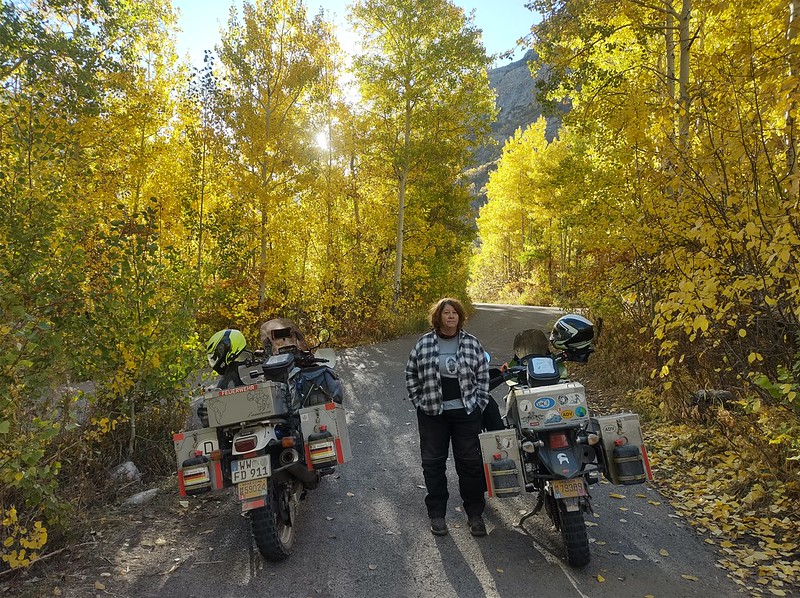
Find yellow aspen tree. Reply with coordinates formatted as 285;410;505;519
214;0;335;320
350;0;495;310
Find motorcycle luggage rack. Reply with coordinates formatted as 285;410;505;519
524;464;604;481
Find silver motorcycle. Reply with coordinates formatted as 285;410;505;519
173;320;351;561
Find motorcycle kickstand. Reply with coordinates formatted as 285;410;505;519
519;492;544;526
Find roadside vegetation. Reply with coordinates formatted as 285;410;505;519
469;0;800;593
2;0;798;595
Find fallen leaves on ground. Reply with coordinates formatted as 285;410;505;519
584;382;799;595
645;423;800;594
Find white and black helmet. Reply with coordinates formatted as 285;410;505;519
550;314;594;351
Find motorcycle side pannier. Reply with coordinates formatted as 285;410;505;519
478;429;524;498
173;427;225;497
590;413;653;485
299;402;352;468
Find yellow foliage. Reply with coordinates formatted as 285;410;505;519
645;423;800;591
1;508;47;569
83;415;127;442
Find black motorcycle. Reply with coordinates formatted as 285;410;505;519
481;318;649;567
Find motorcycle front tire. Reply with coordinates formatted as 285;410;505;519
557;500;590;567
251;479;296;561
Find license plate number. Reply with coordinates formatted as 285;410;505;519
552;478;586;499
237;477;267;501
232;456;271;484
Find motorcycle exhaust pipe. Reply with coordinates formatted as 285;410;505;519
272;448;319;490
279;448;300;466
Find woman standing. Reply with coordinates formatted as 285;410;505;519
405;298;491;537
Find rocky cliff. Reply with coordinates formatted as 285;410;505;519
466;50;563;206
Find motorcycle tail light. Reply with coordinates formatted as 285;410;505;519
281;437;295;448
234;435;257;453
549;432;570;450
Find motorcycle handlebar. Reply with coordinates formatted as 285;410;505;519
294;352;330;367
488;366;522;391
489;351;568;370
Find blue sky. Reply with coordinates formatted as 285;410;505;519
172;0;539;69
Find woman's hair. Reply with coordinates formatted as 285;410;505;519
429;297;467;333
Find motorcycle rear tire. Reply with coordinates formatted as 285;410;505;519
251;480;296;561
558;501;590;567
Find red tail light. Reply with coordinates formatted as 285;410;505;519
549;432;569;449
234;435;257;453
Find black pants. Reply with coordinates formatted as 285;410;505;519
416;407;486;519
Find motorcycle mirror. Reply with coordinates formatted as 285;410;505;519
317;328;331;344
484;351;491;364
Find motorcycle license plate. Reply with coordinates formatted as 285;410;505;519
237;478;267;501
552;478;586;499
231;456;271;484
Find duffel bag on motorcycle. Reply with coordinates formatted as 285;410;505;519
291;365;344;409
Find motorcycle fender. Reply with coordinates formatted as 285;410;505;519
560;496;581;513
538;444;584;478
231;424;278;455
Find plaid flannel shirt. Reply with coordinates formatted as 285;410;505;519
405;329;490;416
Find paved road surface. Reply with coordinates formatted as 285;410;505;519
95;304;744;598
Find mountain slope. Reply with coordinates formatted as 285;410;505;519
466;50;563;206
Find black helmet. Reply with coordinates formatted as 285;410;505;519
550;314;594;351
